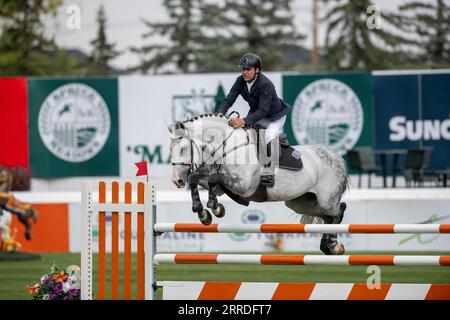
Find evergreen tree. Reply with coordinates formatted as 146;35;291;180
0;0;75;76
87;5;120;75
399;0;450;67
214;83;226;113
198;0;304;72
132;0;203;73
321;0;414;70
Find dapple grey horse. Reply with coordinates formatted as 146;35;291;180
169;114;349;255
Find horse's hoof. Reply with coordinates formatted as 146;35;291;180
212;203;225;218
331;243;345;255
198;209;212;226
320;239;345;255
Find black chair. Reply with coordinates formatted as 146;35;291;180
347;147;379;188
394;149;426;187
421;146;438;186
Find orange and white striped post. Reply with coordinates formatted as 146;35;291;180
81;180;155;300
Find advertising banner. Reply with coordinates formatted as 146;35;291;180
282;73;374;156
0;78;29;168
118;73;282;178
374;71;450;170
10;203;69;252
27;78;120;177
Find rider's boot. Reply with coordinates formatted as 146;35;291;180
260;141;275;188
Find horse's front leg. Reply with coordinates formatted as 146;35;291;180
207;173;225;218
188;172;212;225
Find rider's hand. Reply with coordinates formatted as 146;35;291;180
230;118;246;128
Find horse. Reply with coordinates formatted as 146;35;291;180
168;113;349;255
0;192;39;241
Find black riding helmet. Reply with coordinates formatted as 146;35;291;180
239;53;262;70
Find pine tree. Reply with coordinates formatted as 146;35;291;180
321;0;414;70
87;5;120;75
132;0;203;74
399;0;450;67
214;83;226;113
0;0;76;76
198;0;304;72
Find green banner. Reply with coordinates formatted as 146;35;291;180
28;78;119;178
283;73;373;155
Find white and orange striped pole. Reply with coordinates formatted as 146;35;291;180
154;223;450;234
154;254;450;266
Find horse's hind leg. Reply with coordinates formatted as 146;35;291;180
285;193;347;256
319;201;347;255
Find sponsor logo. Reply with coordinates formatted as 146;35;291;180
389;116;450;141
127;144;171;164
38;83;111;163
241;209;266;224
399;214;450;245
229;209;266;241
171;85;225;122
291;79;364;155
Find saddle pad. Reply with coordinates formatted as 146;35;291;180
279;146;303;171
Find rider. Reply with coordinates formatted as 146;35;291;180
217;53;292;187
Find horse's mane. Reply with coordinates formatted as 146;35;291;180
180;113;227;124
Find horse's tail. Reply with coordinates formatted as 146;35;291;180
300;215;324;224
335;151;350;199
340;152;350;193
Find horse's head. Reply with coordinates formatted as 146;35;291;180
168;114;232;188
168;121;192;188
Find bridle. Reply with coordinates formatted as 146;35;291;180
170;135;203;171
171;116;255;172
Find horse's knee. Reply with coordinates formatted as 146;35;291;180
188;173;200;186
208;173;222;185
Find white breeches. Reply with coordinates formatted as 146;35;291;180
256;115;287;143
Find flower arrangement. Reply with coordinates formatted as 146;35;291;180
28;264;81;300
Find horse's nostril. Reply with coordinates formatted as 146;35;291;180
178;179;184;185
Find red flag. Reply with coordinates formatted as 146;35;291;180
135;161;148;181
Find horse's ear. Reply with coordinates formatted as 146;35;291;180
175;122;185;130
166;121;174;133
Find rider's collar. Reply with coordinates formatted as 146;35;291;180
246;73;259;86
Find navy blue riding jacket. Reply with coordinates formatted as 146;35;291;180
218;73;292;126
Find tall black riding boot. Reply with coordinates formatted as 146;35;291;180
260;140;275;187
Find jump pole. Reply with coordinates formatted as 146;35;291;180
81;181;450;300
154;223;450;234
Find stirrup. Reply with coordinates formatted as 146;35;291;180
260;174;275;187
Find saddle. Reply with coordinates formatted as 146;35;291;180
251;123;303;171
277;133;303;171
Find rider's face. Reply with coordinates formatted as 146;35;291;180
242;67;258;82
